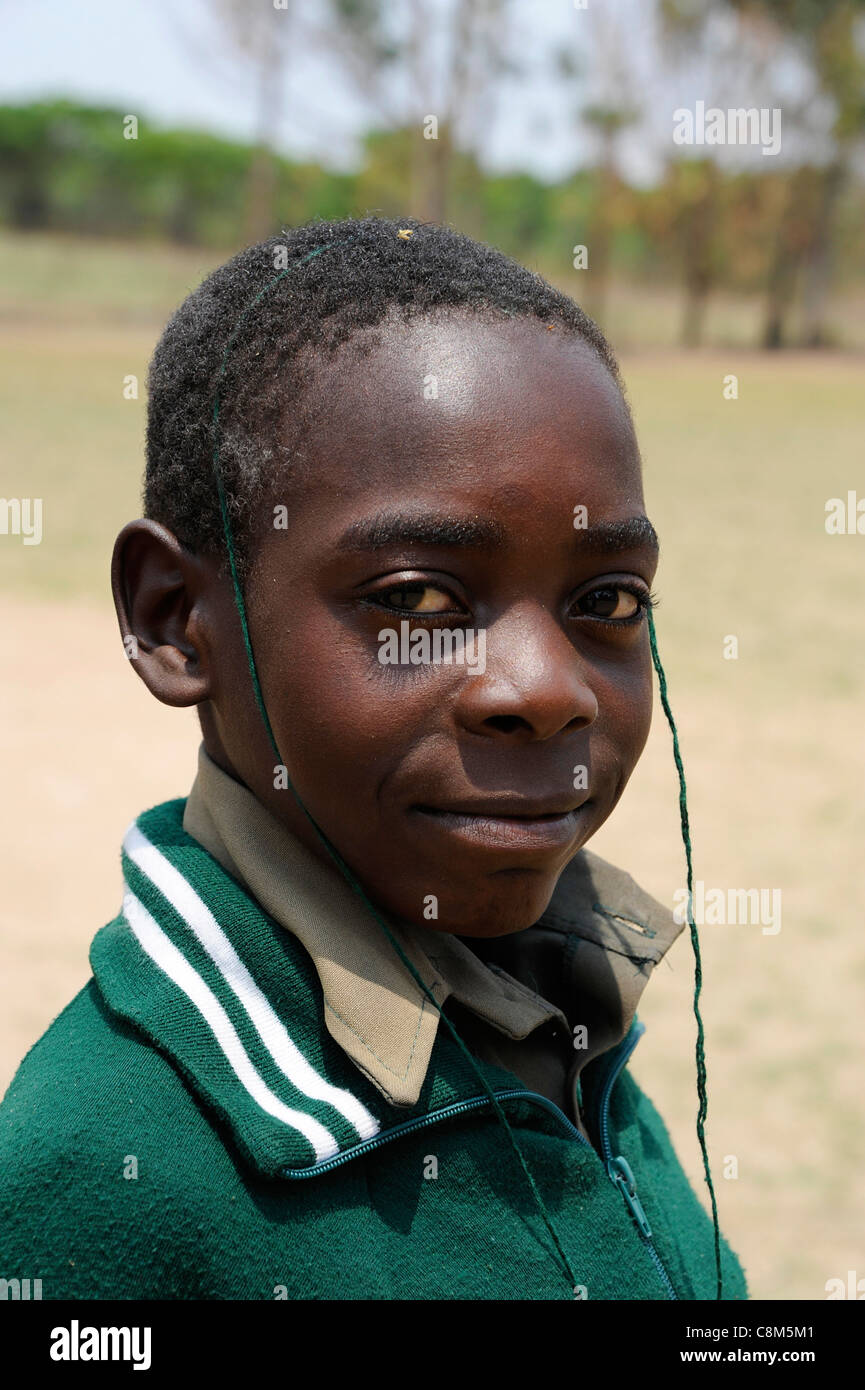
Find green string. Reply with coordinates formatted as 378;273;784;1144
648;608;723;1300
210;237;723;1300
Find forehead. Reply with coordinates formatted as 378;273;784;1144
276;309;643;528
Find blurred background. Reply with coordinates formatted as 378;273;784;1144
1;0;863;1301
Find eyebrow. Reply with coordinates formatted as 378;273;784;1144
335;510;659;555
581;517;660;555
337;512;507;551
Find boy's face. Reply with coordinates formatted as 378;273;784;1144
125;311;659;937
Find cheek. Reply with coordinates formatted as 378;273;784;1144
593;651;654;770
261;610;444;784
624;671;654;766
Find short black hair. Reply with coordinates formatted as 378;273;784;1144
144;215;624;585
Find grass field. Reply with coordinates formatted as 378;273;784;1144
1;231;863;1301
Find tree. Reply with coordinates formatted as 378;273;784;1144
668;0;865;346
580;104;640;326
323;0;514;224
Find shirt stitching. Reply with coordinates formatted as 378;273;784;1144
324;990;433;1081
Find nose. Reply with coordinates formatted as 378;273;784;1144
456;605;598;742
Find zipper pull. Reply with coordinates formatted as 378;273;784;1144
607;1154;653;1239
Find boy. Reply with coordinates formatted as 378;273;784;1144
0;216;747;1300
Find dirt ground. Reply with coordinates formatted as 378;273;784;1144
0;591;202;1069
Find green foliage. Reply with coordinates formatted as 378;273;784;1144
0;101;358;246
1;97;863;344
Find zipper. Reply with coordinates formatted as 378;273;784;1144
281;1088;594;1178
596;1021;678;1300
282;1026;678;1299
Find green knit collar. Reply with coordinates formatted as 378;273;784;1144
90;797;660;1180
90;799;536;1178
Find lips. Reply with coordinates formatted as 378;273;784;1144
418;797;585;819
412;799;591;854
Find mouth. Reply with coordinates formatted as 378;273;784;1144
412;800;591;853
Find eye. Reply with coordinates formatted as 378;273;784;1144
574;585;647;623
377;582;461;615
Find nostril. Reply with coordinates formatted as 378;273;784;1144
483;715;531;735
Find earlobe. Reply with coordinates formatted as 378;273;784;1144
111;518;214;709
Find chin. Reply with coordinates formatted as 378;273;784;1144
420;872;559;938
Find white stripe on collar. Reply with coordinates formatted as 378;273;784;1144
121;887;341;1162
123;821;379;1142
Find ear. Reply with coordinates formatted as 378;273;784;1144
111;519;216;708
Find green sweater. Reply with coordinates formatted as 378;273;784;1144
0;798;747;1300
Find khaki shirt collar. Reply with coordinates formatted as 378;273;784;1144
182;743;567;1106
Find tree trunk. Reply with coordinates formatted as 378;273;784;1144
245;145;278;244
800;160;846;348
761;175;797;351
679;162;717;349
408;0;432;220
585;139;616;328
244;41;282;244
681;287;709;349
